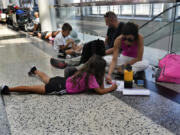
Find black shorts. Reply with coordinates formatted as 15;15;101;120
45;76;67;95
41;31;48;39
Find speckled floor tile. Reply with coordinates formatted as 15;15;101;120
111;91;180;134
66;99;174;135
0;59;65;86
0;24;178;135
0;96;11;135
3;93;175;135
0;43;50;65
0;25;19;37
132;124;174;135
0;38;31;45
3;94;116;135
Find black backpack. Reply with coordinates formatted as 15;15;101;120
80;39;105;64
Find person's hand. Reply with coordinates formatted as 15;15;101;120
111;83;117;90
67;39;74;44
106;74;112;84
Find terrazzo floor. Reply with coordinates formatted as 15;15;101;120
0;24;179;135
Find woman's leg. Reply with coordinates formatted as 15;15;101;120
132;60;149;73
34;70;50;84
9;85;45;94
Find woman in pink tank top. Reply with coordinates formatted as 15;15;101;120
106;22;145;84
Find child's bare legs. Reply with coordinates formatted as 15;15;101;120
1;67;49;94
9;68;50;94
34;70;50;84
9;85;45;94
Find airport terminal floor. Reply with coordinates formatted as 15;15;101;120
0;24;180;135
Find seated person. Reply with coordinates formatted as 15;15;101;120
106;22;149;84
30;12;40;35
37;31;60;41
53;23;82;58
104;11;124;55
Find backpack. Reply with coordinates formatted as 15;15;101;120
156;53;180;84
80;39;105;64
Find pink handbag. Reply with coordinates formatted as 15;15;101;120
157;54;180;84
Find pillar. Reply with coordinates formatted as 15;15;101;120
38;0;57;32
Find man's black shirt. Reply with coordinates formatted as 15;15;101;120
106;22;124;49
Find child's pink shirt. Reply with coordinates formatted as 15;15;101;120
66;73;100;94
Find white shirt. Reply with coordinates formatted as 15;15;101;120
53;32;70;52
33;17;40;24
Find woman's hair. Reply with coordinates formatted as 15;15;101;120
71;55;106;88
122;22;139;40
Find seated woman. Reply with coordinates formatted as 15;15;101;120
106;22;149;84
38;31;60;41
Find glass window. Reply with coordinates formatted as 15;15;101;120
92;6;98;14
177;6;180;17
110;5;119;15
73;0;80;3
122;5;132;15
100;6;108;14
153;4;164;16
110;6;113;12
135;4;150;15
75;7;81;16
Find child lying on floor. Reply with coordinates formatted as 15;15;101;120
0;55;117;95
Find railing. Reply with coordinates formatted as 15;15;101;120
139;3;180;29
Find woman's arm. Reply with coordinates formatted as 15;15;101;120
94;83;117;94
124;34;144;66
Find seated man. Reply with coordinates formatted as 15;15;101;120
104;11;124;55
53;23;82;58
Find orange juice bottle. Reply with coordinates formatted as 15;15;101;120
124;64;133;88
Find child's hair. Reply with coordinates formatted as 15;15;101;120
122;22;139;40
71;55;106;88
62;23;72;31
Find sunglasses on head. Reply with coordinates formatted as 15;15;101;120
122;37;134;42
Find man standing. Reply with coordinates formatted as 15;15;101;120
104;11;124;55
